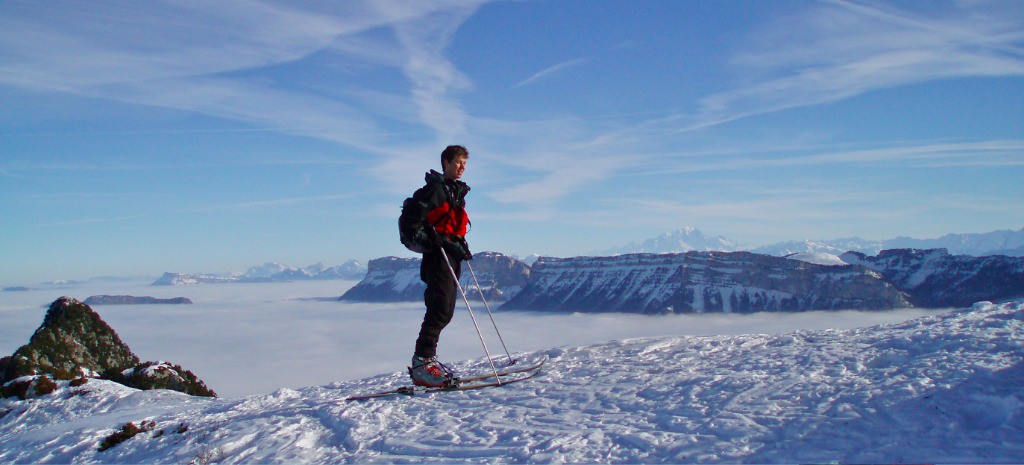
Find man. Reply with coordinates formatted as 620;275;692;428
402;145;472;388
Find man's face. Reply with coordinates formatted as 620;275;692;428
443;155;468;181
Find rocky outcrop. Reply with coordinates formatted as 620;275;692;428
108;361;216;397
84;295;193;305
500;252;910;314
1;297;215;399
840;248;1024;307
340;252;530;302
2;297;139;381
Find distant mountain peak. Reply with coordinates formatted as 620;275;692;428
600;227;741;255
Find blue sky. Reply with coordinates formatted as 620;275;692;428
2;0;1023;284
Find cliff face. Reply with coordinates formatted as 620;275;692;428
840;248;1024;307
339;257;424;302
500;252;911;314
339;252;530;302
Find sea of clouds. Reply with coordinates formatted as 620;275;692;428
0;280;947;398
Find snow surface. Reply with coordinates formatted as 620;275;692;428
2;299;1022;463
785;252;846;266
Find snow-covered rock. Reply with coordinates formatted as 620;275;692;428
115;361;216;397
1;300;1022;463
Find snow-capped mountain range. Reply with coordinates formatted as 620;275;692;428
600;226;742;255
2;299;1022;463
600;226;1024;257
152;260;366;286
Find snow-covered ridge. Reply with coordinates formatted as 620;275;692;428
2;300;1022;463
501;251;909;314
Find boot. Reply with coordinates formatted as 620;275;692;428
409;356;455;388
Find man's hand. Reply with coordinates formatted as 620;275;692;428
441;237;472;261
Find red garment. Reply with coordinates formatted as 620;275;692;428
426;201;469;237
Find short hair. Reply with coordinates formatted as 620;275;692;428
441;145;469;166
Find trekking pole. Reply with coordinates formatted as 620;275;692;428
438;247;501;383
465;260;514;366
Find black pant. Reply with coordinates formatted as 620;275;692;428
415;249;461;359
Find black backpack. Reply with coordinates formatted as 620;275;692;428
399;196;428;253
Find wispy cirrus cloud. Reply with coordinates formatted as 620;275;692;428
475;1;1024;215
511;58;588;89
390;5;487;144
628;139;1024;177
0;0;492;168
660;0;1024;133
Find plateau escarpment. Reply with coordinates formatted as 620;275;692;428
340;252;529;302
500;252;910;314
